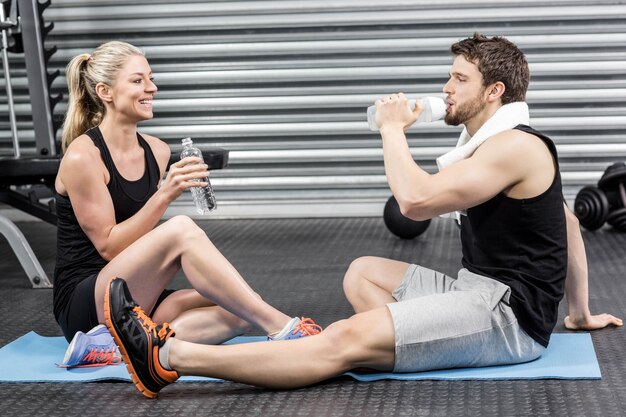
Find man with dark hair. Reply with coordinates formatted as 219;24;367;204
450;33;530;106
104;34;621;398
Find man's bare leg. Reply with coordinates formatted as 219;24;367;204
168;306;396;388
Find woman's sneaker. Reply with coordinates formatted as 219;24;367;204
58;325;122;368
104;277;179;399
268;317;322;340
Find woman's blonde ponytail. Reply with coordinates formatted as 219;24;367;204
62;54;96;151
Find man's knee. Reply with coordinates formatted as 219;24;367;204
321;319;359;364
343;256;375;299
322;312;395;369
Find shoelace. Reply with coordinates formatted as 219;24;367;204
132;306;173;342
157;322;173;340
291;317;322;336
80;347;121;367
133;306;158;333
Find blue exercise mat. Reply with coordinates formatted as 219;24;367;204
0;332;600;383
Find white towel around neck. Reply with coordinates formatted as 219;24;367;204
435;101;530;219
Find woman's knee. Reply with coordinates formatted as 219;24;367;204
161;215;207;243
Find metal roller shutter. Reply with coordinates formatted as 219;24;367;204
2;0;625;218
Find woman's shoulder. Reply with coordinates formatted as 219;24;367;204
56;134;105;194
61;134;102;167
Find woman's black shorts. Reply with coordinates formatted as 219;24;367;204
56;273;176;342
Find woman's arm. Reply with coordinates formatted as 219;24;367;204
57;135;208;261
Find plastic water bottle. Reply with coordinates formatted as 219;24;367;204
366;96;447;131
180;137;217;214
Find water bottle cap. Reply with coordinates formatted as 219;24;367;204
181;137;193;146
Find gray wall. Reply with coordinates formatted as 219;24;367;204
3;0;626;218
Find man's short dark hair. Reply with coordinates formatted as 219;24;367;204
450;33;529;104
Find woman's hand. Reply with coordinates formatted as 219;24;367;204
158;156;210;202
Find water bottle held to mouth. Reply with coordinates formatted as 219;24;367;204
367;96;446;131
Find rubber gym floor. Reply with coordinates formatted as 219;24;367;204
0;217;624;417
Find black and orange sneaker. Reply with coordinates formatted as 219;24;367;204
104;277;179;398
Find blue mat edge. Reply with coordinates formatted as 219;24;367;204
0;332;601;383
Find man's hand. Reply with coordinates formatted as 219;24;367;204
564;313;623;331
376;93;418;132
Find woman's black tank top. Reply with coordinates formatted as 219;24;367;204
53;127;160;320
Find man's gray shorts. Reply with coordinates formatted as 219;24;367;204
387;264;545;373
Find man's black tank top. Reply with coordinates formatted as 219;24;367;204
460;124;567;347
53;127;160;321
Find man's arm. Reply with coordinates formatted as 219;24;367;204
563;203;622;330
376;94;546;221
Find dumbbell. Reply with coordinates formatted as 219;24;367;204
574;186;609;230
383;195;431;239
575;162;626;232
607;206;626;232
599;162;626;232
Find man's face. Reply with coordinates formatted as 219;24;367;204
443;55;488;126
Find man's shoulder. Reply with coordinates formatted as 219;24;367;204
478;128;546;158
475;128;555;183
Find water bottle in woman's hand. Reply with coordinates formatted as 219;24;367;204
180;137;217;214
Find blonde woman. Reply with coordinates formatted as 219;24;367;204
54;42;320;365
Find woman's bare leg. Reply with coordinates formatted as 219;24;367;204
343;256;410;313
151;289;252;344
94;215;291;335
